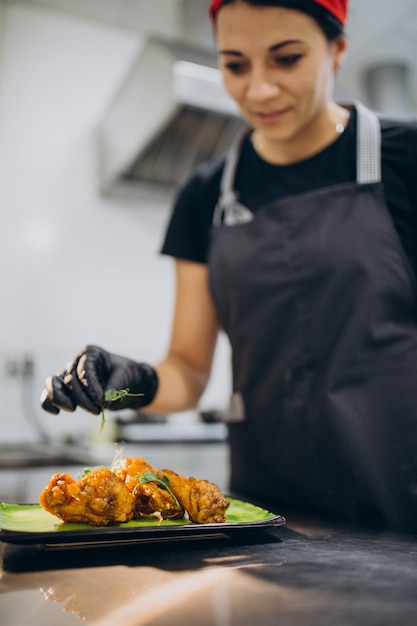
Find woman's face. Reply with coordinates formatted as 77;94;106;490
216;2;347;146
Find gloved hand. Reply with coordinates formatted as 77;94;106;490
40;345;158;415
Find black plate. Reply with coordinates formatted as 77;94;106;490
0;499;286;547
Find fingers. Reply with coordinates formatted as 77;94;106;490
39;346;154;417
40;347;105;416
65;359;102;415
40;374;77;414
40;386;60;414
76;346;107;406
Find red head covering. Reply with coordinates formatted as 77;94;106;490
209;0;348;26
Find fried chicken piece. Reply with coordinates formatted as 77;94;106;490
113;457;184;520
132;478;185;520
162;469;230;524
39;467;135;526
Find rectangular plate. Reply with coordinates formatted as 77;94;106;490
0;499;285;547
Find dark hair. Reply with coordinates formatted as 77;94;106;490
216;0;344;41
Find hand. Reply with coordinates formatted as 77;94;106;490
40;345;158;415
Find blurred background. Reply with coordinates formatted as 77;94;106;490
0;0;416;499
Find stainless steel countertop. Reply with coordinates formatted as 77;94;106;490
1;513;417;626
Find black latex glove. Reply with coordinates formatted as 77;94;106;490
40;345;158;415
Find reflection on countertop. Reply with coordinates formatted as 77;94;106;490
2;431;417;626
1;516;417;626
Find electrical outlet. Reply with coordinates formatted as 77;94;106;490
4;355;34;377
5;359;19;377
22;356;34;377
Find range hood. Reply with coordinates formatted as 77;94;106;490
97;38;245;197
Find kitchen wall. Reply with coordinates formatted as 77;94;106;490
0;2;231;445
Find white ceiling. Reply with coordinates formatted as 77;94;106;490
6;0;417;114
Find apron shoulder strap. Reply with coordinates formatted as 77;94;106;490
355;101;382;184
213;127;254;226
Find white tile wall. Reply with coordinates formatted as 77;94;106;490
0;3;231;446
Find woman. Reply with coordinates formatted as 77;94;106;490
41;0;417;532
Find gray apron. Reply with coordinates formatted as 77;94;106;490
208;102;417;530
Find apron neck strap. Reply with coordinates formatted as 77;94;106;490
354;101;382;184
214;102;382;224
219;127;249;199
213;127;252;226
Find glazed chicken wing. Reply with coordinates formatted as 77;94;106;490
114;457;184;520
132;478;184;520
162;469;230;524
39;467;135;526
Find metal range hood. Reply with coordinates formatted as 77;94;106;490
97;38;244;197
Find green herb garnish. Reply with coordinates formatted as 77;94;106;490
100;387;144;432
135;471;181;508
78;465;104;479
104;388;144;402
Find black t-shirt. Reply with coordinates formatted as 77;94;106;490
161;108;417;275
